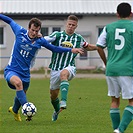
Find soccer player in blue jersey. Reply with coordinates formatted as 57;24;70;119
45;15;97;121
0;14;83;121
96;3;133;133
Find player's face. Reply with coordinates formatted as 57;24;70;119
28;24;41;39
65;20;77;35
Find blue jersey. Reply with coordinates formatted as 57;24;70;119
0;14;72;81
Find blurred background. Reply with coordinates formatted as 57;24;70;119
0;0;132;73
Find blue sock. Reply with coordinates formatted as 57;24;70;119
13;96;21;114
16;90;27;106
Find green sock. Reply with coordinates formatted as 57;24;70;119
119;106;133;133
60;80;69;101
51;98;60;113
110;108;120;130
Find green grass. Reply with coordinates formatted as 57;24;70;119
1;78;133;133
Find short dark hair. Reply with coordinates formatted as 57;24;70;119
67;15;78;22
28;18;42;28
117;2;131;18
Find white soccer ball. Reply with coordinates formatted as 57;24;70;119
22;102;37;117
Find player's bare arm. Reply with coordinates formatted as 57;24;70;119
97;47;106;66
85;43;98;51
81;42;98;51
71;48;84;54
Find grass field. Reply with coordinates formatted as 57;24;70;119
1;78;133;133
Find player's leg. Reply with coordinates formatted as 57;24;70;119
4;70;28;105
118;99;133;132
117;77;133;133
4;71;28;121
60;86;69;108
9;76;27;105
50;89;60;113
106;76;121;131
50;89;61;121
60;69;69;109
60;66;76;109
12;96;21;113
50;70;61;121
12;82;29;114
8;90;22;121
110;96;120;130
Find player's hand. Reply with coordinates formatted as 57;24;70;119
37;33;42;38
71;48;84;54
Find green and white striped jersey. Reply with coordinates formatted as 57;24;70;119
97;20;133;76
48;31;85;70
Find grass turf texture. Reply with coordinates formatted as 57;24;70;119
1;78;133;133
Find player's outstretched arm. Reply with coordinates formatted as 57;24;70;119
81;42;98;51
42;38;84;54
0;14;13;24
71;48;84;54
42;38;72;53
86;43;98;51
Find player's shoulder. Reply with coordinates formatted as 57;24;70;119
107;20;133;27
106;21;117;27
74;32;84;39
20;27;27;33
50;31;62;35
53;31;66;38
14;24;26;35
49;31;62;38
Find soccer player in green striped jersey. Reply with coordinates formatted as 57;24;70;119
45;15;97;121
97;3;133;133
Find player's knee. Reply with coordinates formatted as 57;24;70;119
60;71;69;80
13;79;23;90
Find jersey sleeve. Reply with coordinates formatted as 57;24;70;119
44;31;58;43
76;34;86;48
44;36;56;43
41;38;72;53
96;26;107;48
0;14;21;35
0;14;12;24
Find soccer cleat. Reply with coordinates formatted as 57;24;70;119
60;100;67;109
52;109;62;121
113;129;121;133
8;106;22;121
26;116;32;121
52;111;59;121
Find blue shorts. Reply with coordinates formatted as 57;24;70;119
4;70;30;90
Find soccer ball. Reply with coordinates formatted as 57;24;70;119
22;102;37;117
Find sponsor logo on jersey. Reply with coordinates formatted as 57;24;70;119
21;44;32;51
61;41;73;48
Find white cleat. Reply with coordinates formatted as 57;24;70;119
60;100;67;109
113;129;121;133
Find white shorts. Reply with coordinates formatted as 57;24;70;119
50;66;76;90
106;76;133;99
